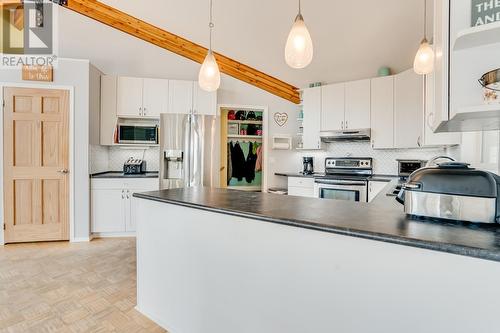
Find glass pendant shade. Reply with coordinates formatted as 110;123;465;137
198;50;221;92
413;38;435;75
285;14;314;69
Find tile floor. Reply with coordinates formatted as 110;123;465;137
0;238;166;333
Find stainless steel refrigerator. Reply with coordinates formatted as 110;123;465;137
159;113;218;190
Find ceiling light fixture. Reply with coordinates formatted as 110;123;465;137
413;0;435;75
285;0;314;69
199;0;221;92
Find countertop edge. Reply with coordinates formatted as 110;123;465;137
133;191;500;263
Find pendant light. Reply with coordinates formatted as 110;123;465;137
199;0;221;92
285;0;314;69
413;0;435;75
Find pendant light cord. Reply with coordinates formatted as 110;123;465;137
298;0;301;15
209;0;214;52
423;0;427;38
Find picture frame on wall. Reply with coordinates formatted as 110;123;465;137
471;0;500;26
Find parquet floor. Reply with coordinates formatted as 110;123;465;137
0;238;167;333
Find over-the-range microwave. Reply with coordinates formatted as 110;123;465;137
117;123;158;145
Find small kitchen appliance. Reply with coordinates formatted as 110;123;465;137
123;158;147;175
117;123;158;145
396;162;500;224
314;157;373;202
302;157;314;175
397;159;427;179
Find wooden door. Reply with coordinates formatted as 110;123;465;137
321;83;345;131
143;78;169;118
3;87;70;243
345;79;371;129
370;76;394;149
117;77;144;117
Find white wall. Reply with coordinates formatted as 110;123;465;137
0;58;93;242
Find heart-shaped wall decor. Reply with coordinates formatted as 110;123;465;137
274;112;288;127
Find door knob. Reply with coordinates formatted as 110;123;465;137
58;169;69;174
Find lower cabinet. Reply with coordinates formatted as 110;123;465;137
91;178;159;235
368;180;389;202
287;177;315;198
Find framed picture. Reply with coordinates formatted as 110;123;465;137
471;0;500;26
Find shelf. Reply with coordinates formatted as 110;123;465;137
456;104;500;114
453;21;500;51
297;118;304;121
227;135;263;139
227;120;263;125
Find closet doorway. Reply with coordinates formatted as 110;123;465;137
219;105;268;192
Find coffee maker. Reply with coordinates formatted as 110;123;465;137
302;157;314;175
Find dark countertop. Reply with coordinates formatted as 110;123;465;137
275;172;398;182
91;171;159;179
134;181;500;262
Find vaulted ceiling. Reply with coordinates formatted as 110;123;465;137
58;0;432;89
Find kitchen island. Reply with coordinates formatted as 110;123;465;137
133;183;500;333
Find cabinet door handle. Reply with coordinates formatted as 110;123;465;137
341;121;344;129
139;107;143;115
345;121;348;129
417;136;422;147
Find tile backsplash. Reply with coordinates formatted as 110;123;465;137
295;142;460;175
90;145;160;174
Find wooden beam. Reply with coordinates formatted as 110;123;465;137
52;0;301;104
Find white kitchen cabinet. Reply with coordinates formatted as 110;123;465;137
100;75;118;146
193;85;217;115
287;177;315;198
117;77;144;118
424;73;461;146
143;78;169;118
117;77;168;119
321;83;345;131
345;79;371;129
169;80;217;115
92;189;127;233
302;87;322;150
368;180;389;202
91;178;159;235
394;69;424;149
169;80;194;114
370;76;394;149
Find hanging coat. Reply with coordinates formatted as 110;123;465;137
245;142;257;183
227;142;233;185
230;142;245;181
255;144;263;172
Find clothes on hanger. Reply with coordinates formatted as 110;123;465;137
245;142;257;183
255;144;263;172
227;142;233;185
230;141;245;181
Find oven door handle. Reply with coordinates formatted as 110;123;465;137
315;181;366;186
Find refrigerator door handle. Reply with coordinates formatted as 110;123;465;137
183;114;192;187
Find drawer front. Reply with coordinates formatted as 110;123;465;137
91;178;159;190
288;186;315;198
288;177;315;188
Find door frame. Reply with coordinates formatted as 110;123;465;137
217;104;269;192
0;83;75;245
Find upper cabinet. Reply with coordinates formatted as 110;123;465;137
168;80;217;115
345;79;371;129
320;79;370;132
142;78;169;118
321;83;345;131
302;86;322;150
168;80;194;114
394;69;424;149
117;77;168;118
370;76;394;149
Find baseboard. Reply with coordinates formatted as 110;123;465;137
71;237;91;242
92;232;136;238
135;306;177;333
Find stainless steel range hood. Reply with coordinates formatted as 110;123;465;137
320;128;371;142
